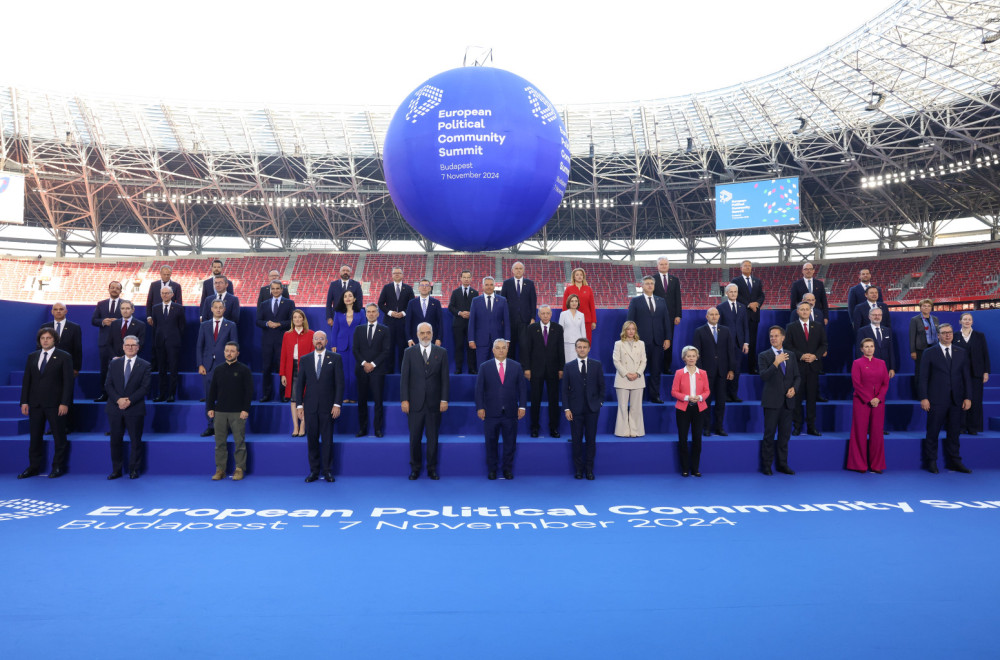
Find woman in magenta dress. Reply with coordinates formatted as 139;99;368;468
847;337;890;473
563;267;596;343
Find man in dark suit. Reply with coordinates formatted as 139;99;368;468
758;325;801;475
692;307;737;436
377;266;415;372
400;322;450;479
525;305;565;438
788;262;828;324
150;286;186;402
353;303;391;438
716;284;749;402
448;270;479;374
257;280;295;402
145;265;183;325
562;337;605;479
294;330;345;483
788;293;826;325
41;302;82;375
909;299;939;399
105;335;151;479
197;299;239;436
475;339;528;480
257;268;289;305
857;307;897;376
500;261;537;361
406;279;443;347
626;276;672;403
326;264;363;328
846;267;882;316
919;324;972;474
18;328;75;478
784;302;828;436
851;285;891;332
468;276;511;367
200;259;233;311
109;301;147;358
91;280;124;401
731;260;765;373
199;275;240;323
652;256;682;371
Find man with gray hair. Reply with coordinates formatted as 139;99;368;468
475;338;527;480
716;283;749;403
105;335;151;480
500;261;537;361
400;322;449;479
652;256;682;370
789;262;828;324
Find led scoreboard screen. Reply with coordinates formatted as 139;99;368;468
0;172;26;225
714;177;800;230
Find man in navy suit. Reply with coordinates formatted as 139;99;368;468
19;328;76;479
846;267;882;316
856;307;896;376
40;302;83;375
105;335;151;479
851;285;892;332
788;292;826;325
145;265;183;324
919;324;972;474
91;280;124;401
500;261;537;361
716;284;749;402
731;260;765;373
294;330;345;483
406;279;443;347
150;286;186;402
200;259;233;309
562;338;605;479
197;299;239;436
652;256;683;371
626;276;672;403
789;262;828;324
784;302;827;436
448;270;478;374
692;308;737;436
199;275;240;323
109;301;147;358
257;280;295;402
525;305;565;439
257;268;289;305
758;326;801;475
468;276;511;367
353;303;391;438
377;266;415;372
326;264;363;328
475;339;527;480
400;322;450;479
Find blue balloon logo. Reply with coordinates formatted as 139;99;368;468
384;67;570;252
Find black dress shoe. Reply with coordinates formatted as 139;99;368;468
693;472;702;477
374;432;384;438
681;471;690;477
258;397;271;403
550;430;560;438
17;468;40;479
48;468;65;478
356;430;368;437
200;428;214;437
760;467;773;476
714;429;728;436
94;394;109;402
104;431;111;436
729;397;743;403
925;462;940;474
107;471;122;480
470;370;477;375
871;469;883;474
574;472;583;479
129;471;139;479
408;471;419;480
153;396;166;402
651;397;664;404
503;470;513;480
323;472;335;482
454;369;462;375
166;396;175;403
428;469;439;480
967;430;979;436
792;427;801;436
883;430;890;435
199;397;206;402
530;430;539;438
947;462;972;473
281;397;291;403
585;471;595;480
487;471;497;480
817;396;829;402
807;428;822;436
702;429;712;437
777;465;795;475
305;473;319;482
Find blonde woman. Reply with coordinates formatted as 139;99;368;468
563;267;596;343
612;320;646;437
280;309;314;436
559;293;588;364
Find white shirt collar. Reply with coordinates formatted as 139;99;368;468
871;324;881;332
495;359;505;369
940;343;952;354
772;347;784;354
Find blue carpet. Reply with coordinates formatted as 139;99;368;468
2;472;998;658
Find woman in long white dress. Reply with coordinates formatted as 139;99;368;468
559;293;588;363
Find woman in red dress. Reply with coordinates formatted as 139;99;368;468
280;309;314;437
847;337;890;473
563;267;596;343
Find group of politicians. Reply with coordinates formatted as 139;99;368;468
16;257;991;482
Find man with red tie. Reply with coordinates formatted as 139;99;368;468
784;303;827;436
197;300;239;436
475;339;528;480
110;301;147;357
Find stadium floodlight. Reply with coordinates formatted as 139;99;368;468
864;87;886;112
792;117;807;135
982;17;1000;44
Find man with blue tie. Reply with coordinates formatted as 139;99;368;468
197;300;239;436
18;328;75;479
500;261;537;361
377;266;415;372
257;280;295;402
856;307;896;377
200;259;233;310
692;307;737;436
789;262;828;324
199;275;240;323
294;331;345;483
105;335;151;480
716;284;749;403
626;276;672;403
851;286;891;333
468;276;511;367
919;324;972;474
406;279;443;347
909;299;939;400
92;280;124;402
151;286;185;402
475;339;527;480
562;338;605;480
731;260;765;373
847;268;882;317
353;303;391;438
758;326;800;475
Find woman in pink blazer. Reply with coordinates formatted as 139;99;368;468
671;345;710;477
847;337;890;473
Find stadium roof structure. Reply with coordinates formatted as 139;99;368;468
2;0;1000;260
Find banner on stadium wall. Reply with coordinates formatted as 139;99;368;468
0;172;26;225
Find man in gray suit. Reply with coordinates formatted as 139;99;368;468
758;325;801;476
400;322;450;480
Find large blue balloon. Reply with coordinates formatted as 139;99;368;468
383;67;570;252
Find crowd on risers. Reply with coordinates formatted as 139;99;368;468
15;257;991;483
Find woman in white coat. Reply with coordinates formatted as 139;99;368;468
559;293;588;364
612;320;646;437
